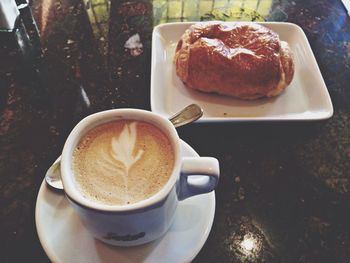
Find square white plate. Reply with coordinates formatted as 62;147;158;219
150;22;333;122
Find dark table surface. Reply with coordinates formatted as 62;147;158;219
1;0;350;262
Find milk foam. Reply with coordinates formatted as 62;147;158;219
111;122;144;168
72;120;174;205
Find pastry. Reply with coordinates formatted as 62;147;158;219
174;22;294;99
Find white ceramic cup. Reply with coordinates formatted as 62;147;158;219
60;109;220;246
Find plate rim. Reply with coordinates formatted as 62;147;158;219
150;21;334;122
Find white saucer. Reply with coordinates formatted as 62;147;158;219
35;140;216;263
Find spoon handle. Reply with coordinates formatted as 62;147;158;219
169;104;203;128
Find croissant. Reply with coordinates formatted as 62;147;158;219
174;22;294;100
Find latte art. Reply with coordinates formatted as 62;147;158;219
111;122;144;173
102;122;145;198
72;120;174;205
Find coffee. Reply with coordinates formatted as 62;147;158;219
72;120;175;206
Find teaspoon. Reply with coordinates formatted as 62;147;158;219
45;104;203;190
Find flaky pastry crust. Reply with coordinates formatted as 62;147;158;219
174;22;294;99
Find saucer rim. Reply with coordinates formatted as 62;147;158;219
35;140;216;263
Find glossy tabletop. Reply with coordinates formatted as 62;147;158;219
1;0;350;262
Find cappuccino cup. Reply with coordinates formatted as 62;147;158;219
60;109;220;246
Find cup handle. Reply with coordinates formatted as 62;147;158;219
178;157;220;201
